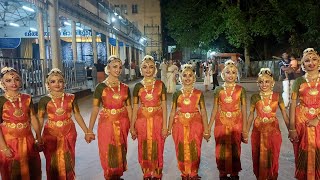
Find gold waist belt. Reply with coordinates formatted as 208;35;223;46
300;106;320;115
103;107;126;115
178;111;198;119
2;121;29;129
142;106;162;113
47;119;72;127
257;116;276;123
220;109;240;118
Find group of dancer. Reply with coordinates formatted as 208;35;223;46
0;48;319;180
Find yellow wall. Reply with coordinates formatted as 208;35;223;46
108;0;162;59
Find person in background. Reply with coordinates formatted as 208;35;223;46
194;60;199;78
124;59;130;81
91;65;98;88
203;61;211;92
0;67;42;180
131;60;137;80
159;59;168;87
166;60;179;93
279;52;295;107
95;59;106;83
38;68;89;180
289;48;320;180
212;57;219;90
87;55;132;180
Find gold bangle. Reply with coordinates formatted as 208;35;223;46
85;132;94;135
0;147;9;152
162;129;168;132
242;132;248;135
289;129;296;132
203;132;210;136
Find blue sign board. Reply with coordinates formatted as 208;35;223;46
0;38;21;49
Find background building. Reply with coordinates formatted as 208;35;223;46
109;0;162;61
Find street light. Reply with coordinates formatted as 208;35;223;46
22;5;35;12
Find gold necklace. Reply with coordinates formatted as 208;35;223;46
49;93;65;116
105;80;121;100
5;93;24;117
305;73;320;96
181;87;194;105
260;92;273;113
259;91;273;96
144;77;155;83
142;78;155;101
223;83;236;103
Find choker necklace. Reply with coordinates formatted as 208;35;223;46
260;92;273;113
305;73;319;96
223;83;236;103
143;78;155;83
105;80;121;100
49;93;65;116
181;87;194;105
142;78;155;101
259;91;273;97
5;93;23;117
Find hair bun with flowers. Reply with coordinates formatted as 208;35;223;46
142;55;154;62
303;48;317;55
107;55;121;64
224;60;236;66
180;64;194;73
1;67;16;76
258;68;273;77
48;68;63;76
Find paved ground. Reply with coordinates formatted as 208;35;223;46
40;79;296;180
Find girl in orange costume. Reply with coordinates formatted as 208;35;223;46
167;64;211;180
208;60;247;180
87;55;132;180
289;48;320;180
245;68;289;180
0;67;42;180
130;55;167;180
38;68;89;180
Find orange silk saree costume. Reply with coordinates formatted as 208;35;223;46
172;89;205;178
38;93;79;180
94;82;131;178
292;77;320;180
133;80;166;178
0;94;41;180
250;93;284;180
213;85;246;174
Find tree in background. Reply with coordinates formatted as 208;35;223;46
163;0;320;76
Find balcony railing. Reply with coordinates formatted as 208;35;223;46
0;57;87;97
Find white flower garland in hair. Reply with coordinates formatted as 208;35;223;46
303;48;317;55
224;59;236;66
143;55;154;61
258;68;272;76
48;68;62;75
1;67;15;75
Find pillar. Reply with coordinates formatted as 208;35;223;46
71;21;78;62
48;0;62;69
